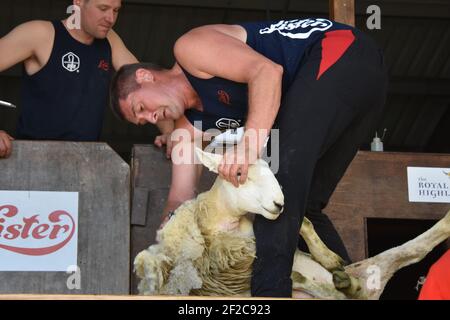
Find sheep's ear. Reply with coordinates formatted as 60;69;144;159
195;148;222;174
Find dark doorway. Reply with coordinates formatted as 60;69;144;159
367;218;449;300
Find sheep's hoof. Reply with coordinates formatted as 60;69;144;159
332;270;351;289
332;270;362;298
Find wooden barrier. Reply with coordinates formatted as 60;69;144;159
0;141;130;295
325;151;450;262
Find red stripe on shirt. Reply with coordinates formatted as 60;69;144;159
317;29;355;80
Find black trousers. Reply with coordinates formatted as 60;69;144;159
251;30;389;297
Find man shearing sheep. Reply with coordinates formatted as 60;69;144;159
110;18;388;297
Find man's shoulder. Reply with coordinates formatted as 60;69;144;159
106;29;122;48
19;20;53;32
15;20;54;40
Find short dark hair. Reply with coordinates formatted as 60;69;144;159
109;62;164;121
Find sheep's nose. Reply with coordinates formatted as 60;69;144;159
274;201;284;212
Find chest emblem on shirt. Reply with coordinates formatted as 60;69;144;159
216;118;241;130
218;90;231;105
259;18;333;39
98;60;110;72
62;52;80;73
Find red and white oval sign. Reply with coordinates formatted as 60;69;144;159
0;191;78;271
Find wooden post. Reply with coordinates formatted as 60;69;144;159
329;0;355;26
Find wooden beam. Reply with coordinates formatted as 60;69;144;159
329;0;355;26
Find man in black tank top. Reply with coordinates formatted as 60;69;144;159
0;0;173;158
112;21;388;297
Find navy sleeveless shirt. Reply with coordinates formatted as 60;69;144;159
18;21;112;141
184;18;353;131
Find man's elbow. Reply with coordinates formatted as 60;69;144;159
253;61;283;82
272;63;284;78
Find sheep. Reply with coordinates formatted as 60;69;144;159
134;148;450;299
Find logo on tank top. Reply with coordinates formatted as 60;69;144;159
98;60;110;72
218;90;231;105
216;118;242;130
62;52;80;73
259;18;333;39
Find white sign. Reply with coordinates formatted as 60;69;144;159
0;191;79;271
407;167;450;203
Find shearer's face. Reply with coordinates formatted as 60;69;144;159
120;86;184;126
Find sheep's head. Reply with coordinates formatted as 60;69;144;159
196;148;284;220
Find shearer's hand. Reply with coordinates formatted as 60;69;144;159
155;211;175;241
218;142;259;188
0;130;13;158
154;132;174;159
158;213;171;230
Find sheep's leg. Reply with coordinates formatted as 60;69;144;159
299;217;345;270
291;250;347;299
299;217;361;295
291;248;358;299
291;271;347;299
345;210;450;300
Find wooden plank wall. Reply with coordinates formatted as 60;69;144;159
0;141;130;294
325;151;450;262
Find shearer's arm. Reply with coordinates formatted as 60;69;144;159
174;24;283;187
